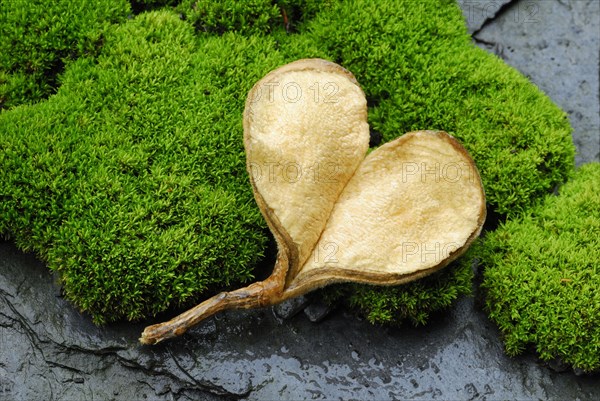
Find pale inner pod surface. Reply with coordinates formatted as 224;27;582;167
290;130;486;292
244;59;370;272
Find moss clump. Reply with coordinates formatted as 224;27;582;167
476;163;600;372
0;0;130;109
0;12;285;323
0;0;575;325
325;261;473;326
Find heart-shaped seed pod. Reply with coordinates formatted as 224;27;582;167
140;59;486;345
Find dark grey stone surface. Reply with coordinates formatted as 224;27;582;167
302;300;333;323
1;1;599;400
2;240;599;401
272;295;310;320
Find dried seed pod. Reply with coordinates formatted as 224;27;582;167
140;59;486;345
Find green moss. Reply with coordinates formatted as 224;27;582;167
0;0;130;109
131;0;181;12
0;12;284;323
325;261;474;326
177;0;281;35
176;0;335;35
476;163;600;372
0;0;576;325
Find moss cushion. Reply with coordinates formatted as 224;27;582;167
0;0;574;324
475;163;599;372
0;0;130;109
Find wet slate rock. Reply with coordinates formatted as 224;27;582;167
2;239;600;400
272;295;310;320
0;241;224;401
547;357;571;373
303;300;334;323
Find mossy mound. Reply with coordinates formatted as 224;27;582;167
0;0;130;109
324;261;473;326
0;0;575;324
475;163;600;373
0;12;282;323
